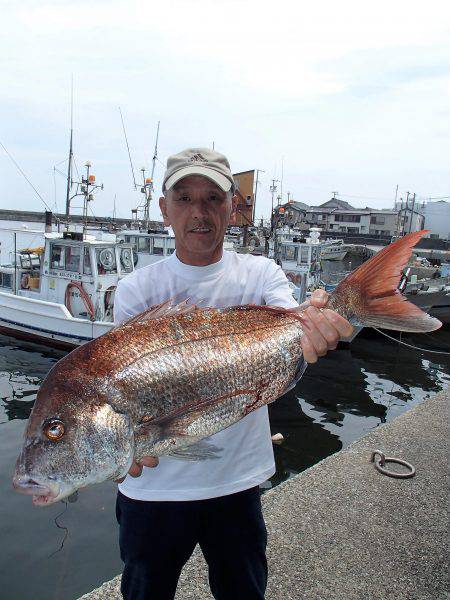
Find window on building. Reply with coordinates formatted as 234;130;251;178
370;216;385;225
334;214;361;222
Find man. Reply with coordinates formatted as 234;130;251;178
113;148;353;600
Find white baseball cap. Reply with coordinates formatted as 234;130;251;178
163;147;235;192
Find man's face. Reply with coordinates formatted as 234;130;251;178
159;175;237;264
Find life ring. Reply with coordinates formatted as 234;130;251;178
20;273;30;289
65;281;95;321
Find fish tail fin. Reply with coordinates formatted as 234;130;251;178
328;230;442;333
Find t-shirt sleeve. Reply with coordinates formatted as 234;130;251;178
113;279;146;325
262;259;299;309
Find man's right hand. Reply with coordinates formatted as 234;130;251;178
115;456;159;483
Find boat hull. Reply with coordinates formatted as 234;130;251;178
0;291;112;348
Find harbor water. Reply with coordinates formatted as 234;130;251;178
0;304;449;598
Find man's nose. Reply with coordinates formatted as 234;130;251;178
190;199;209;219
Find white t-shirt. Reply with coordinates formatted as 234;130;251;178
114;250;298;501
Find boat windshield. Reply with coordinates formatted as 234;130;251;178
83;247;92;275
50;244;82;272
0;272;13;289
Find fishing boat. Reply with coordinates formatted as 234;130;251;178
0;230;135;348
320;238;349;261
275;228;323;301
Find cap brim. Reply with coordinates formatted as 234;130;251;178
164;166;233;192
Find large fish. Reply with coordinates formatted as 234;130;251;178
13;231;441;505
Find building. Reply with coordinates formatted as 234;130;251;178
277;196;424;238
274;201;308;228
423;200;450;240
233;170;255;226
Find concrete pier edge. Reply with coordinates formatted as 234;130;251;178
79;388;449;600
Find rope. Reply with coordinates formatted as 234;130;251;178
373;328;450;355
0;140;52;211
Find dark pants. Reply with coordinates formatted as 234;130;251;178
116;487;268;600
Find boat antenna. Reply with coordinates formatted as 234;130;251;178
65;77;74;222
150;120;160;193
119;106;137;189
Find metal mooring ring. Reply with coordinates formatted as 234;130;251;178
371;450;416;479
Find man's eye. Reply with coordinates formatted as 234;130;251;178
178;196;189;202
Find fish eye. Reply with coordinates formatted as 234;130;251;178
43;419;65;441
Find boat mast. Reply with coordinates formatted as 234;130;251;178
65;80;74;223
144;121;160;227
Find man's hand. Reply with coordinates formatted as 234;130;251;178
115;456;159;483
299;289;354;363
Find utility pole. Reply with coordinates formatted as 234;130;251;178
404;191;410;235
270;179;279;232
253;169;265;224
408;192;416;233
394;184;399;209
280;157;284;204
270;179;279;260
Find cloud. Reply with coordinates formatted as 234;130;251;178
0;0;449;218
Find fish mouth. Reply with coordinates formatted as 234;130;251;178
13;474;60;507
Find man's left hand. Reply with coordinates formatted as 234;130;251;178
299;289;354;363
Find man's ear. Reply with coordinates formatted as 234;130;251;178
229;194;238;225
159;196;171;226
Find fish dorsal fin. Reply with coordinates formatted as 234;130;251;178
122;297;205;326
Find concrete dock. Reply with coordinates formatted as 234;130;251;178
80;389;449;600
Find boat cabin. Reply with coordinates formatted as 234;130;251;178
0;231;134;323
117;229;176;268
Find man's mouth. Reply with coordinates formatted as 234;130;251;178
189;227;212;234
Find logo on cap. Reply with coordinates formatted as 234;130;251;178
189;153;208;164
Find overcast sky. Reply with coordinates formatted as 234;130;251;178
1;0;449;222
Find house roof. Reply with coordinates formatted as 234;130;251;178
278;201;309;212
317;198;355;210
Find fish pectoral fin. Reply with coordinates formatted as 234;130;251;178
167;439;222;461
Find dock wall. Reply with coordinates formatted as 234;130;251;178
80;388;449;600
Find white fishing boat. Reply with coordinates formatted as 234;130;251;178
0;230;135;348
320;238;348;261
275;228;323;300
